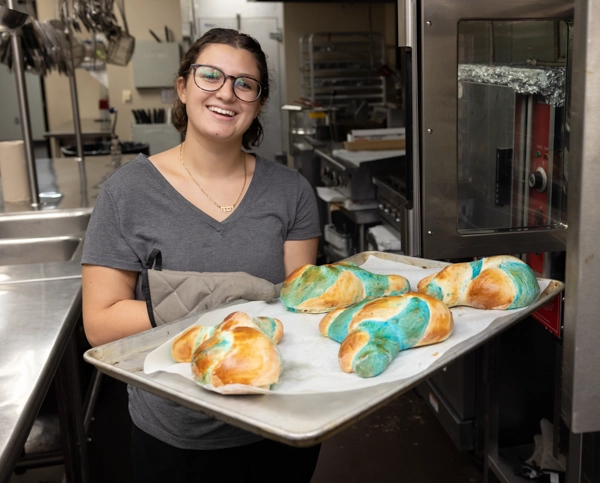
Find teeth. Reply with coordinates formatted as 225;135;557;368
208;106;235;117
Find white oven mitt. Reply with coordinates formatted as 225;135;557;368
141;249;280;327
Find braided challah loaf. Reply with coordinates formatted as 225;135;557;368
171;311;283;390
171;311;283;363
280;261;410;313
417;255;539;310
319;293;453;378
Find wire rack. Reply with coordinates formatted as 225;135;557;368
299;32;387;115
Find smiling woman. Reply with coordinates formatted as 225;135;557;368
80;28;321;483
175;43;264;152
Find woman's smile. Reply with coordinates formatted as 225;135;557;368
207;105;237;117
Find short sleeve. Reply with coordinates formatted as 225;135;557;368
286;173;322;241
81;186;142;271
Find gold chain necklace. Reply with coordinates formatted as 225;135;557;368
179;142;246;213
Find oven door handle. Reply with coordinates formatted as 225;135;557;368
398;46;414;210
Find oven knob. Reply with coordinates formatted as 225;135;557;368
384;206;390;213
378;203;384;210
528;167;547;192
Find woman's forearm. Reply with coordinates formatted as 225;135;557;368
83;298;152;347
82;264;152;347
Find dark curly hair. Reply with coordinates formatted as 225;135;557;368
171;28;270;150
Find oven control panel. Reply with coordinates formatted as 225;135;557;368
320;161;352;199
316;149;402;201
373;174;407;234
378;200;403;233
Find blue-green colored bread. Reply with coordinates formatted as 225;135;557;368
417;255;539;309
280;261;411;313
319;293;453;378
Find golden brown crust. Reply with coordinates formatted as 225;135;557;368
281;263;410;313
339;330;370;373
171;325;202;363
217;311;255;332
465;268;513;309
191;326;282;389
322;293;454;377
413;293;454;346
319;307;345;336
416;255;539;310
296;270;365;313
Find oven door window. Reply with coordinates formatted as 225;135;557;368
456;19;570;234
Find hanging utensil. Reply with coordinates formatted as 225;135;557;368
105;0;134;66
0;5;28;32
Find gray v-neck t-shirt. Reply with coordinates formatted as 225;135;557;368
82;153;321;449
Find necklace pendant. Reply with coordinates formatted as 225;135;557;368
220;205;234;213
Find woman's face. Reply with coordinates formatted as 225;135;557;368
177;43;263;146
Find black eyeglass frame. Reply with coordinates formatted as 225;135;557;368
190;64;263;103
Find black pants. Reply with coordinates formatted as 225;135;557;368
132;425;321;483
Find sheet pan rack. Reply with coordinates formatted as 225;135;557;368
299;32;387;115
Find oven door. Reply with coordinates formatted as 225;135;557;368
415;0;572;259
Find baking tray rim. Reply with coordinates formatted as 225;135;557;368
83;251;565;446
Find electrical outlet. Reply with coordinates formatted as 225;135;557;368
122;90;132;103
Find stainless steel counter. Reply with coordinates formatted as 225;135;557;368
0;154;135;482
0;278;82;482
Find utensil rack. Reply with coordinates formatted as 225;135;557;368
299;32;387;115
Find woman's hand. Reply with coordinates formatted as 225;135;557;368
283;237;319;277
82;265;152;347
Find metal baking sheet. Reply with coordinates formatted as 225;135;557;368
83;252;564;447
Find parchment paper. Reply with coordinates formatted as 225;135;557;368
144;256;550;395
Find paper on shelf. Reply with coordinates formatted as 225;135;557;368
332;148;405;167
343;199;378;211
316;186;346;203
144;255;550;396
348;127;406;141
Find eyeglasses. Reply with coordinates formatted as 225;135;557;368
190;64;262;103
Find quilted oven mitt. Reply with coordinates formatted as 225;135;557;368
142;250;280;326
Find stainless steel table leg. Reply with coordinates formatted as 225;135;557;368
54;334;90;483
84;369;103;434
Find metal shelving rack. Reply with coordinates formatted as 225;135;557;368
299;32;387;114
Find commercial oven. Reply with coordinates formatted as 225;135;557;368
383;0;572;261
378;0;591;480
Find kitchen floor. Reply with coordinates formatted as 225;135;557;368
11;374;483;483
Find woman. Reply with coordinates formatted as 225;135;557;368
81;28;322;482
